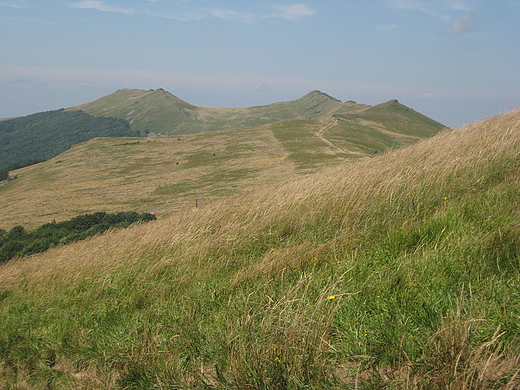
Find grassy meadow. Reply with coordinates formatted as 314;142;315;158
0;105;439;231
0;109;519;389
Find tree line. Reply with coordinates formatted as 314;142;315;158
0;158;46;181
0;211;156;263
0;109;139;176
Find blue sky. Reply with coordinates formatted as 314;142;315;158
1;0;519;128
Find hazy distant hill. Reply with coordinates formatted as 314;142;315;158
66;89;372;135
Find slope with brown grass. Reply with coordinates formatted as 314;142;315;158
0;109;519;389
0;103;444;231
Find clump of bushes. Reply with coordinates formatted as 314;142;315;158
0;211;156;263
0;158;46;182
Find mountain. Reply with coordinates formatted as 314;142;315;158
0;90;445;174
66;89;380;135
0;108;519;388
0;101;445;230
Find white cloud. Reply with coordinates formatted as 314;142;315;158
269;4;315;20
69;1;135;15
440;10;479;36
388;1;480;36
66;1;314;24
448;1;472;11
146;10;206;21
389;0;475;17
253;83;270;92
0;0;29;8
205;8;256;24
204;4;315;24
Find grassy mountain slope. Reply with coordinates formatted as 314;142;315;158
0;108;519;389
0;106;444;230
67;89;370;135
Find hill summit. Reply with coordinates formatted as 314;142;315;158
1;90;446;229
67;88;439;136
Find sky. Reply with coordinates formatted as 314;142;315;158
1;1;520;128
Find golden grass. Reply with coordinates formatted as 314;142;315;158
0;105;438;231
1;108;518;293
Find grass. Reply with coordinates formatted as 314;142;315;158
0;109;519;389
0;105;440;231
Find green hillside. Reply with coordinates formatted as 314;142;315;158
1;90;445;179
0;109;518;389
0;104;445;230
67;89;371;135
66;88;201;135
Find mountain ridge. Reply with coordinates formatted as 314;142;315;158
0;98;446;229
65;89;389;135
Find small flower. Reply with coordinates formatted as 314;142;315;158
327;295;336;300
274;357;282;363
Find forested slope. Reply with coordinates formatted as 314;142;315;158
0;109;137;169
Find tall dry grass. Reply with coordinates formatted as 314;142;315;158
2;109;518;291
1;108;520;389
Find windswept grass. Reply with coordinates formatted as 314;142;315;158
0;109;519;388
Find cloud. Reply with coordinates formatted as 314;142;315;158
205;8;256;24
389;0;474;17
253;83;270;92
388;1;480;36
447;1;472;11
440;10;479;36
66;1;314;24
146;10;206;21
69;1;135;15
205;3;315;24
269;4;315;20
0;0;29;8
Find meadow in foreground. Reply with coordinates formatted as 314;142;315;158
1;109;519;389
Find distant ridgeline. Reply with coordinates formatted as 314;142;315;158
0;109;138;178
0;211;156;263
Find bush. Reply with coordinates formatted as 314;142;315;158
0;211;156;263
